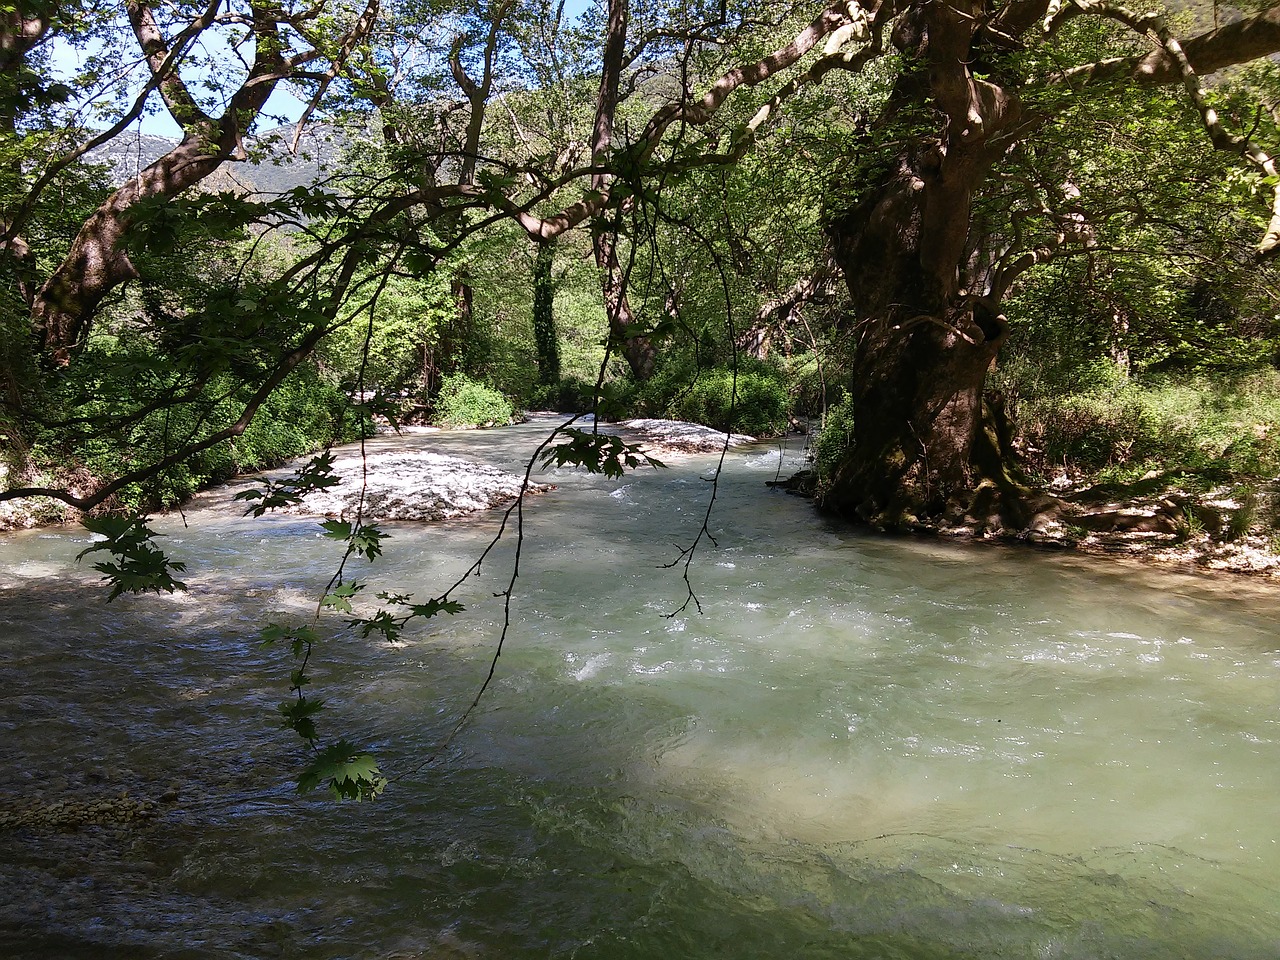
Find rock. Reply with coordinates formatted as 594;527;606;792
279;450;552;522
618;419;755;454
766;470;815;497
0;793;159;831
1075;509;1178;534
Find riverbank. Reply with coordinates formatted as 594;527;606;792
7;415;1280;580
921;482;1280;579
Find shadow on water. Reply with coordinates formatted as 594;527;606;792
7;648;1273;960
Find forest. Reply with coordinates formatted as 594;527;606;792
4;0;1280;539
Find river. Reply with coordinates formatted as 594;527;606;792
1;415;1278;958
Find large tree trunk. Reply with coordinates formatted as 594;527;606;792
819;155;1053;531
589;0;656;381
815;3;1045;531
821;179;1020;528
812;0;1280;532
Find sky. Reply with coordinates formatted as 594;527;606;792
52;0;597;140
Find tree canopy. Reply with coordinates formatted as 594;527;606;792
4;0;1280;517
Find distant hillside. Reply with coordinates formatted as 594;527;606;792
86;124;347;194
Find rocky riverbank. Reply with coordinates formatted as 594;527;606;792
7;416;1280;579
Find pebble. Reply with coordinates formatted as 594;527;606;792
0;793;162;830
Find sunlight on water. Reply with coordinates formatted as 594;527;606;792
2;416;1279;958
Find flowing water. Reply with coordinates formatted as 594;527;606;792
2;415;1279;958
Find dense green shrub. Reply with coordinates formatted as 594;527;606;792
433;373;516;428
811;391;855;488
632;359;791;436
781;353;837;419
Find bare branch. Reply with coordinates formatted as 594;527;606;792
290;0;383;154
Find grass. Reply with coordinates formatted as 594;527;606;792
1005;364;1280;485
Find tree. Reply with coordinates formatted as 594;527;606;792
7;0;1280;527
1;0;382;364
810;0;1280;531
531;237;561;383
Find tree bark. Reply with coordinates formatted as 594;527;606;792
816;2;1043;530
590;0;656;380
31;133;232;361
823;177;1023;527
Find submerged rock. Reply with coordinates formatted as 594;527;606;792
283;450;551;522
0;794;159;830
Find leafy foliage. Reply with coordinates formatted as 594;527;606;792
433;373;516;428
320;269;458;398
634;360;793;437
812;391;856;491
76;515;187;601
234;451;342;516
1000;364;1280;482
531;241;561;385
296;741;386;801
320;520;388;562
540;428;665;478
261;622;386;801
30;352;358;514
351;592;466;643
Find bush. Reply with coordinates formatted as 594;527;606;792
433;373;516;428
811;391;855;487
632;360;792;436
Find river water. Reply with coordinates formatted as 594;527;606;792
1;415;1278;958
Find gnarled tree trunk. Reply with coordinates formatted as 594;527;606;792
814;0;1280;533
816;2;1042;531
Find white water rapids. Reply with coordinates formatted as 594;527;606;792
1;414;1278;958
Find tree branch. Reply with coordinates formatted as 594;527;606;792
1063;0;1280;256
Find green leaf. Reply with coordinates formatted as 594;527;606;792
540;429;665;479
349;524;388;561
260;623;318;646
235;452;341;516
297;741;386;801
320;519;353;540
279;696;325;742
77;515;187;601
321;581;364;613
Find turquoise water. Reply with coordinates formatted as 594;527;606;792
1;416;1278;957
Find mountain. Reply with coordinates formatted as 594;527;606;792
85;124;347;194
87;133;179;183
